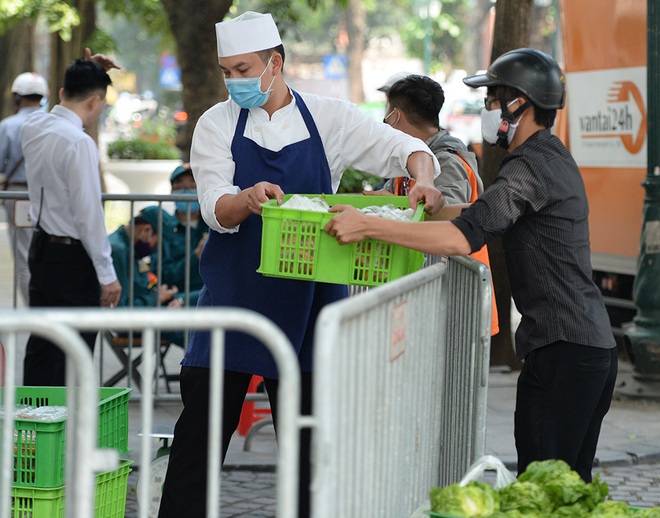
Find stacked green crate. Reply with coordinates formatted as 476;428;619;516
1;387;132;517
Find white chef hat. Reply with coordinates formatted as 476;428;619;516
216;12;282;58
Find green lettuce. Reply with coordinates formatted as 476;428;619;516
429;480;499;517
518;460;572;485
590;501;635;516
499;481;553;514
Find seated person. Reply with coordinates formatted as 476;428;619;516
152;163;209;307
109;206;186;346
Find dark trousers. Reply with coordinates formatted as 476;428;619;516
158;367;313;518
515;341;618;482
23;238;100;386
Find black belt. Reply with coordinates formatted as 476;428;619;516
46;235;82;246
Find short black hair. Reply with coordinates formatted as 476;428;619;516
258;44;286;72
63;58;112;101
489;85;557;129
387;75;445;128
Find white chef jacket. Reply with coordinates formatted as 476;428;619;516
21;105;117;285
191;89;441;233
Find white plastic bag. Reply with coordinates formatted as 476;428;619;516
458;454;517;489
280;195;330;212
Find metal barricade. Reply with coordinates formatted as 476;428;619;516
311;256;491;517
0;190;201;397
0;308;301;518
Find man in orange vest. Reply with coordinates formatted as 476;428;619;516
375;74;498;335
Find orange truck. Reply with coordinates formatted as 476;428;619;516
556;0;647;338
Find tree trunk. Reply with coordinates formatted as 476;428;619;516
160;0;232;162
49;0;97;107
345;0;366;104
48;0;105;186
464;0;494;74
482;0;534;369
0;20;35;120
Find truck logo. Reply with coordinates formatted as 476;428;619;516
579;80;647;155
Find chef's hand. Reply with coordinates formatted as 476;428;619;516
246;181;284;214
85;48;121;71
409;180;444;216
324;205;371;245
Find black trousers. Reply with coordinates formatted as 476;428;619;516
23;237;100;386
158;367;313;518
514;341;618;482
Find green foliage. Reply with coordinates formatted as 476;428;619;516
106;139;180;160
0;0;80;37
400;2;467;72
98;0;169;37
338;167;383;194
107;106;180;160
85;27;117;54
430;480;499;518
135;117;177;143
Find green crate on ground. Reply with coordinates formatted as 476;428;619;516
1;386;131;488
258;194;426;286
10;459;132;518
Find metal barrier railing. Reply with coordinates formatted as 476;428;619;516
312;256;491;517
0;308;301;518
0;190;200;397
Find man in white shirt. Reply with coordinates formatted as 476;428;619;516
159;11;443;518
0;72;49;305
21;57;122;386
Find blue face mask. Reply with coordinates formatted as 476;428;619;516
173;189;200;214
225;56;275;109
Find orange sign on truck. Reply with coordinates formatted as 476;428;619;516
557;0;647;333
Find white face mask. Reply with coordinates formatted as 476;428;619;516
481;99;523;146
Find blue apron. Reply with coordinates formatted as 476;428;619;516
182;91;347;378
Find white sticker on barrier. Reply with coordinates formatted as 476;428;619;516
14;200;32;228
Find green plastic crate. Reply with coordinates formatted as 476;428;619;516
10;459;132;518
1;386;131;488
258;194;426;286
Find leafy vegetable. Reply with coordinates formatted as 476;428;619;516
590;501;635;516
551;503;590;517
427;459;657;517
430;480;499;517
518;460;572;485
499;481;553;514
543;471;593;508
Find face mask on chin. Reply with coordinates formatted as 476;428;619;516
480;99;523;147
225;55;275;109
135;239;153;259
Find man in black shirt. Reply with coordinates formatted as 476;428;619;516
324;48;617;483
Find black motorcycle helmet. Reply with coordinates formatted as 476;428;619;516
463;48;565;109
